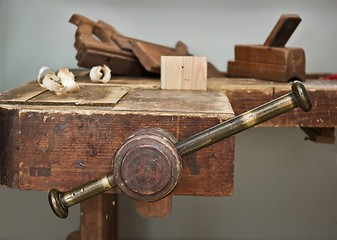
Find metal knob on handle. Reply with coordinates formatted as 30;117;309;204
49;81;311;218
49;174;116;218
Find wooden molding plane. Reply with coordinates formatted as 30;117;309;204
69;14;224;78
227;14;305;82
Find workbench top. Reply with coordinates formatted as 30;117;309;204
1;74;336;128
0;74;335;194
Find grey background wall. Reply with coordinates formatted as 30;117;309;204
0;0;336;239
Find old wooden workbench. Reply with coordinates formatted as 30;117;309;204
0;74;336;239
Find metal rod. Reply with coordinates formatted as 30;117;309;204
175;81;311;156
49;81;311;218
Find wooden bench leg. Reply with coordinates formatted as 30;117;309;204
67;193;118;240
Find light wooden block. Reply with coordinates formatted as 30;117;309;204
161;56;207;90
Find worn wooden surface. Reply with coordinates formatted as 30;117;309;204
207;77;337;127
1;75;336;195
67;194;118;240
161;56;207;90
0;80;235;197
30;85;128;106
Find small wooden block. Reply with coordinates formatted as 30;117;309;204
161;56;207;90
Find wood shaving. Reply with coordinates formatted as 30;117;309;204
37;67;80;95
90;65;111;83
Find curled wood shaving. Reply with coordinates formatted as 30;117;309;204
90;65;111;83
57;68;80;92
37;67;80;95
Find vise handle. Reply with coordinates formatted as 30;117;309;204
49;81;311;218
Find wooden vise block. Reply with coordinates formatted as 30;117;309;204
227;14;305;82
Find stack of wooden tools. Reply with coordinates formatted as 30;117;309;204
227;14;306;82
70;14;224;77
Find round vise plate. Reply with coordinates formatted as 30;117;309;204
113;127;182;202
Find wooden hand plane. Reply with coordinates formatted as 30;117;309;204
227;14;305;82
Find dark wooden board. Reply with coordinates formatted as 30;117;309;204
208;78;337;127
0;105;234;196
0;82;235;196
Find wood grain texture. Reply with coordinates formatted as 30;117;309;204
234;45;305;66
1;75;336;197
114;89;233;118
79;194;117;240
161;56;207;90
0;84;235;196
0;108;20;188
0;105;234;196
208;78;337;127
0;81;45;103
227;57;305;82
29;85;128;106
